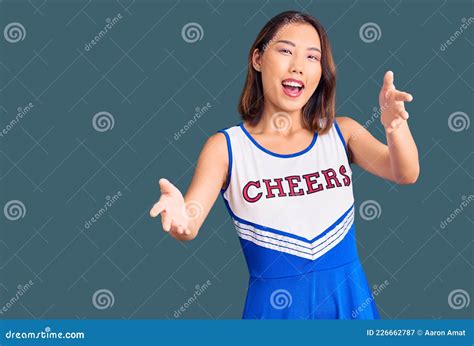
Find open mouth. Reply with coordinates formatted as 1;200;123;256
281;79;304;97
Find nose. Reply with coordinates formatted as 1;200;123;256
291;64;303;75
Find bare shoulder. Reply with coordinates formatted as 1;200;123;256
199;131;229;188
204;131;228;155
334;116;360;143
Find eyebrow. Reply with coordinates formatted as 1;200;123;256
275;40;322;53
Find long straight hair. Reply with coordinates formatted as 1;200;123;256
238;11;336;135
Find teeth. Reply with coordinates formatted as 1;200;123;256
282;81;303;88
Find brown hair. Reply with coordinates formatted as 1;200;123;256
238;11;336;134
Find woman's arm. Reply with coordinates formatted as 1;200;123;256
384;119;419;184
337;116;419;184
149;132;229;241
336;71;419;184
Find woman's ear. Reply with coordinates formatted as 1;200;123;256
252;48;262;72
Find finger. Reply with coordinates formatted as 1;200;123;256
161;211;173;232
393;91;413;102
159;178;180;195
171;220;183;235
400;110;409;120
395;103;406;114
383;70;394;89
149;201;166;217
390;118;402;129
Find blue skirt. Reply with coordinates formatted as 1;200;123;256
242;259;380;319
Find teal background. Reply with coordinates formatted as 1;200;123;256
0;0;472;319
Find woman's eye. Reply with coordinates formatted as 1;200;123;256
279;48;292;54
308;55;320;61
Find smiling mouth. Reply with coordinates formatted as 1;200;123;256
281;80;304;97
282;83;303;92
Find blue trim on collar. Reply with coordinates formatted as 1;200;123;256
217;129;233;194
239;122;318;158
333;119;350;162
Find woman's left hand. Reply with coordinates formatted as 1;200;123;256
379;71;413;133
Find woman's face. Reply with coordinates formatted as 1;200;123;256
253;23;322;115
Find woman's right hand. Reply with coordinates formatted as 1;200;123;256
149;178;191;237
149;131;230;241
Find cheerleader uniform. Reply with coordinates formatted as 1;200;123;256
217;119;380;319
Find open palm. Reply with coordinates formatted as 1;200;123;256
149;178;190;236
379;71;413;133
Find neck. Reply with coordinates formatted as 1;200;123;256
255;103;306;136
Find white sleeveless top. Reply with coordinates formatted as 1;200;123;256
217;120;355;264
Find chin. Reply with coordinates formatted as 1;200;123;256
277;100;307;113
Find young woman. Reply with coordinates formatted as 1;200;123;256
150;11;419;319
